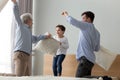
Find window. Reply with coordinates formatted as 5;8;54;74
0;1;12;73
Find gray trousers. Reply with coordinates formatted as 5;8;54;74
75;56;94;77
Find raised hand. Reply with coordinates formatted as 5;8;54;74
11;0;17;3
61;11;68;17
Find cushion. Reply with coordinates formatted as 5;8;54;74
95;46;118;71
33;38;60;55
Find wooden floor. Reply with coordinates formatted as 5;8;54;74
43;54;120;78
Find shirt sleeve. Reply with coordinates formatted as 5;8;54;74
94;32;100;51
60;37;69;49
13;3;22;26
32;34;46;43
66;16;88;30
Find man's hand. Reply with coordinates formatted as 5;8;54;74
45;32;52;39
61;11;68;17
11;0;17;3
46;33;51;38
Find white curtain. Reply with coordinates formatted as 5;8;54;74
0;0;12;74
0;0;8;12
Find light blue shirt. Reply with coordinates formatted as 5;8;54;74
13;3;46;54
66;16;100;63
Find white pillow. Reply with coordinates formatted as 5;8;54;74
33;38;60;55
95;45;118;71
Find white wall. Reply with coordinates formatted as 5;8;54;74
32;0;120;75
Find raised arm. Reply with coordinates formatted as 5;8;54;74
11;0;22;26
62;11;88;30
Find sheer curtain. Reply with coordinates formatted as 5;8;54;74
18;0;32;15
0;0;12;73
0;0;8;12
11;0;33;74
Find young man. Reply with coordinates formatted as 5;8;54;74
11;0;51;76
62;11;100;77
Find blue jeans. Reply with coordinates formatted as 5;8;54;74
52;54;65;76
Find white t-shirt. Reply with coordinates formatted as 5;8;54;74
53;36;69;55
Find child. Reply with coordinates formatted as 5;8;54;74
52;24;69;76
